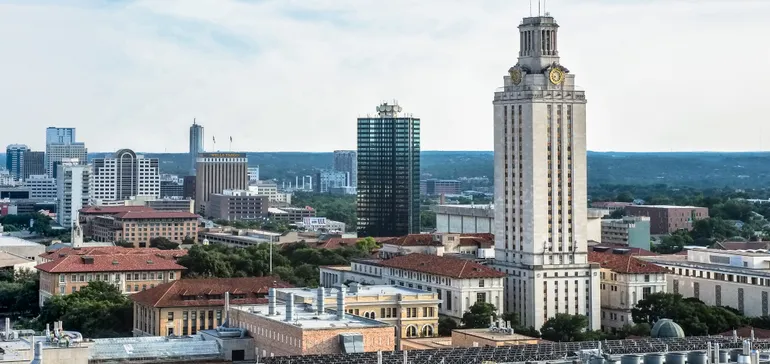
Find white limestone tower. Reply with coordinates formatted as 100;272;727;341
492;14;600;330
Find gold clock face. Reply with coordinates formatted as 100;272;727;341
510;69;522;85
549;68;565;85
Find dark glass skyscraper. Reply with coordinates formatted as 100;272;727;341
357;102;420;237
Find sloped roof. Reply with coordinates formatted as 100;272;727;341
129;277;292;308
0;251;33;267
387;234;443;247
377;253;505;279
588;251;668;274
458;234;494;248
39;246;186;260
35;253;186;273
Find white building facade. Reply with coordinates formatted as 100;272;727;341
23;174;57;200
432;204;494;234
91;149;160;202
46;143;87;177
56;159;91;228
492;15;600;330
641;249;770;317
319;254;505;321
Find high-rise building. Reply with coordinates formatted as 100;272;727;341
24;174;57;200
46;127;76;145
333;150;357;187
492;15;600;330
91;149;161;202
356;102;420;237
5;144;29;181
22;151;45;180
56;158;91;228
160;180;184;198
194;152;248;214
189;120;204;175
248;167;260;184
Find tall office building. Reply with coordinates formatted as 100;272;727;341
91;149;161;201
189;120;204;175
56;159;91;228
333;150;357;187
194;152;248;214
492;15;599;330
46;127;76;145
5;144;29;180
22;151;45;179
46;143;87;177
356;102;420;237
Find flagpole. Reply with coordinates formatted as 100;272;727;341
229;136;232;151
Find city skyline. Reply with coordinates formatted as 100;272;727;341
0;1;767;153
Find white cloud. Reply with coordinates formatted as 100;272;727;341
0;0;768;153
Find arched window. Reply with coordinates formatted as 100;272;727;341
406;325;418;338
422;324;434;337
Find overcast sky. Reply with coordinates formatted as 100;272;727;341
1;0;768;153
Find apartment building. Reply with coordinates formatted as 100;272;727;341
640;248;770;317
130;277;292;336
206;189;268;221
601;216;652;250
91;149;160;202
228;287;395;357
5;144;29;181
247;181;292;205
588;251;667;333
35;246;186;306
89;210;199;247
276;284;440;339
56;159;91;228
625;205;709;234
320;253;505;321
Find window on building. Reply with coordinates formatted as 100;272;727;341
644;275;650;282
479;280;485;288
476;292;487;304
167;312;174;322
643;287;652;299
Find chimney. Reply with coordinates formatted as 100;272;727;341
30;341;43;364
224;292;230;326
268;288;276;315
285;294;294;322
337;285;346;320
316;287;325;313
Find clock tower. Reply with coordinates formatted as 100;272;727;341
492;14;600;331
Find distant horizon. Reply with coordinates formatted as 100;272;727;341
4;150;770;155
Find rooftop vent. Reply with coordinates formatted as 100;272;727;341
146;260;154;264
112;260;119;265
82;256;94;264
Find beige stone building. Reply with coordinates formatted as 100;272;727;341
450;328;541;347
89;210;199;247
274;284;440;339
35;246;186;307
194;153;248;214
129;277;292;336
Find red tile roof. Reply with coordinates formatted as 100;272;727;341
39;246;186;261
79;206;155;215
377;253;505;279
113;211;199;220
388;235;443;247
35;253;186;273
129;277;292;308
458;234;494;248
588;251;668;274
720;327;770;339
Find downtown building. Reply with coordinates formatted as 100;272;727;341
356;102;420;237
333;150;357;188
194;153;248;214
22;151;45;179
91;149;161;202
45;127;87;177
492;15;600;330
56;158;91;228
5;144;28;181
189;120;204;176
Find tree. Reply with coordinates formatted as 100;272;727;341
438;316;458;336
182;236;196;245
632;292;746;336
652;230;693;254
501;312;541;338
461;302;497;328
38;281;133;338
114;240;134;248
355;237;379;254
150;237;180;250
0;269;39;316
420;210;436;230
540;313;589;342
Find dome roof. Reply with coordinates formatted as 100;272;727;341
651;319;685;338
